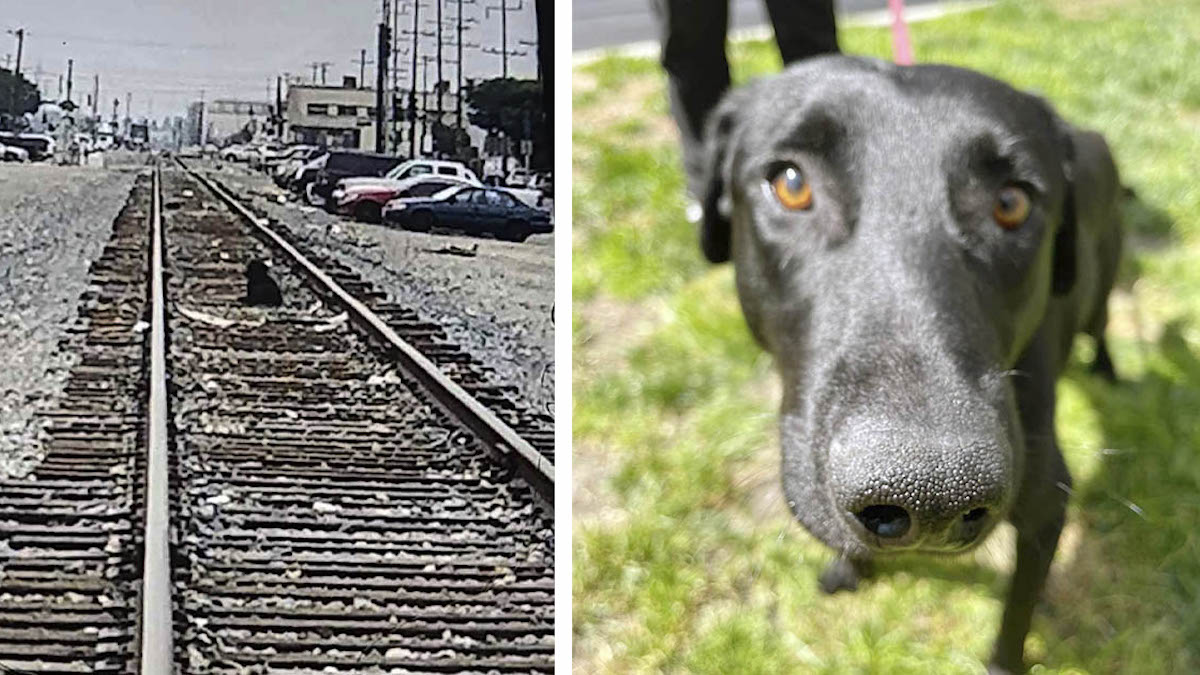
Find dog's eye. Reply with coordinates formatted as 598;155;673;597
770;164;813;211
993;185;1031;229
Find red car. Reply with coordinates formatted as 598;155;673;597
329;175;478;223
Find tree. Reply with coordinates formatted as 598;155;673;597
465;77;550;169
0;68;41;130
431;121;471;160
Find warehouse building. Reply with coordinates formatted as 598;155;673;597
284;81;378;151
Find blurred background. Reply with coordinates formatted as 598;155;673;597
573;0;956;51
572;0;1200;672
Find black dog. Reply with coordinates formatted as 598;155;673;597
697;55;1121;673
244;259;283;307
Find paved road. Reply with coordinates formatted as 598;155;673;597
573;0;941;51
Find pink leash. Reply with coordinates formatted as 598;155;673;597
888;0;915;65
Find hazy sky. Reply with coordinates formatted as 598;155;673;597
2;0;541;121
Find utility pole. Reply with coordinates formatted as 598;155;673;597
307;61;333;84
420;55;435;155
485;0;522;179
10;29;23;77
436;0;443;119
500;0;508;180
92;74;99;117
353;49;375;89
65;59;73;103
5;28;24;118
275;75;283;137
457;0;464;132
198;89;205;146
391;0;399;152
535;0;550;167
409;0;420;157
375;0;389;153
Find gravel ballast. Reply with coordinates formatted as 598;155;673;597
201;162;556;414
0;163;139;477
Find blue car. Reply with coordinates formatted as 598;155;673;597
382;185;552;242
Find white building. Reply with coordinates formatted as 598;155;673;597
285;83;378;151
284;80;488;159
195;99;273;145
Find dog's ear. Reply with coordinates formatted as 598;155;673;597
698;88;750;264
1051;122;1076;296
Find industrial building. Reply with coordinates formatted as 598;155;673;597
283;78;486;157
184;98;272;145
284;82;378;151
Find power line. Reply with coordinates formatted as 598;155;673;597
18;31;233;52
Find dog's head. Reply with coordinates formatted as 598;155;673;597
699;56;1078;556
246;259;270;280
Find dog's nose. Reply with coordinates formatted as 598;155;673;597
853;504;911;539
848;497;996;548
828;424;1011;550
959;506;990;542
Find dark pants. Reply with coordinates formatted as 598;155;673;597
653;0;838;195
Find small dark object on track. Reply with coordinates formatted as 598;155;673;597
244;259;282;307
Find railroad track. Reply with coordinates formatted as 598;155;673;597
0;161;554;673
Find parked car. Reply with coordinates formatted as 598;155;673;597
248;142;287;169
498;172;553;210
332;158;481;193
368;158;480;184
0;143;29;162
526;171;553;198
506;167;532;187
285;153;329;192
0;133;55;161
331;174;477;222
219;144;253;162
271;146;324;183
306;150;404;205
381;184;553;242
94;132;116;151
72;133;94;154
265;145;318;172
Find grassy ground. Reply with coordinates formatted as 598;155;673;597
571;0;1200;672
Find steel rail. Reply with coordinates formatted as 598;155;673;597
173;158;554;499
141;163;174;669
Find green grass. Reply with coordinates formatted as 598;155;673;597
572;0;1200;672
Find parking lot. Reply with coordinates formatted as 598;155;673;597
203;155;556;411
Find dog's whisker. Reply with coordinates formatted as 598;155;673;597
995;369;1031;380
1107;491;1147;519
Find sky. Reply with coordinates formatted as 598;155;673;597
1;0;541;122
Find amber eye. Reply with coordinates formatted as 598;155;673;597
770;164;813;210
993;185;1031;229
